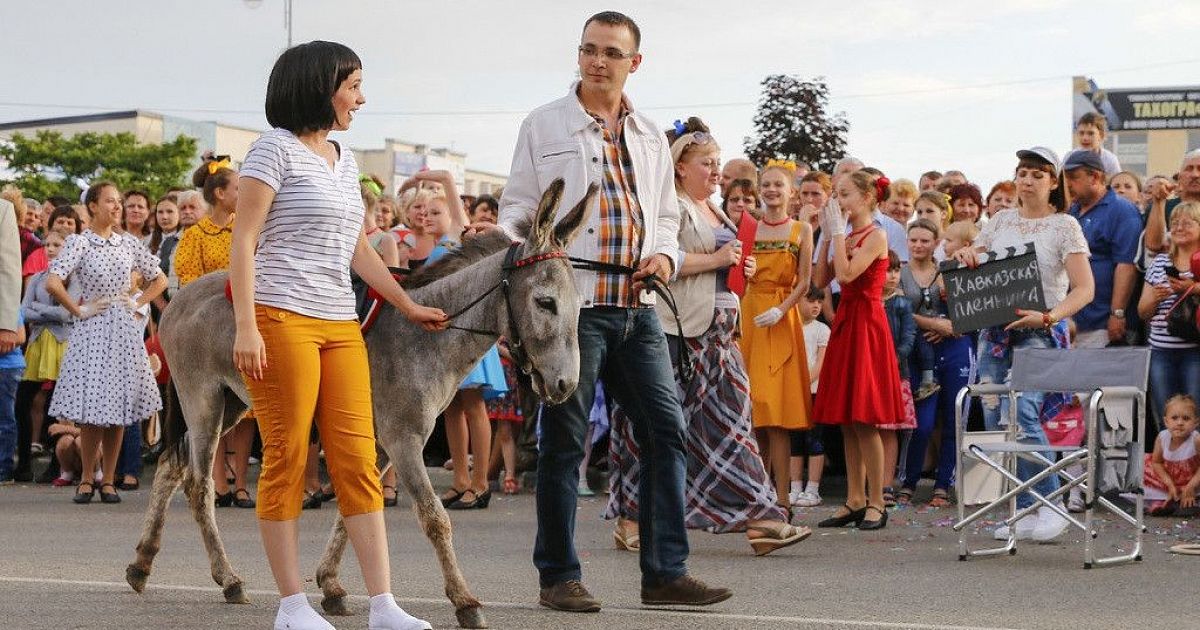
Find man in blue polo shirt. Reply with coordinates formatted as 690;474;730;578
1065;149;1142;348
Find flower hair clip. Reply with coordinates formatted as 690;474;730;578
765;158;797;174
874;176;891;202
207;156;232;174
672;119;687;137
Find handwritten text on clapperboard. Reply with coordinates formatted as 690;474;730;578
940;244;1047;333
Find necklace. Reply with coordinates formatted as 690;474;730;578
849;223;874;236
762;215;790;227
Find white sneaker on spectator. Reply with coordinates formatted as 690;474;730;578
1032;504;1071;542
792;491;822;507
992;516;1037;541
369;593;433;630
1067;491;1085;513
274;594;334;630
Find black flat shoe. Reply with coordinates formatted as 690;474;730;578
214;491;235;508
817;504;866;528
73;482;95;504
440;487;467;508
116;477;140;491
448;488;491;510
302;490;322;510
233;488;256;509
99;483;121;504
858;505;889;531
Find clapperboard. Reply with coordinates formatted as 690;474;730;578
938;243;1047;334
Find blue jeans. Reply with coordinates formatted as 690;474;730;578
117;419;143;479
535;307;688;588
903;336;973;492
0;368;24;480
976;328;1059;510
1149;347;1200;429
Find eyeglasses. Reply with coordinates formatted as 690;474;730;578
578;45;636;61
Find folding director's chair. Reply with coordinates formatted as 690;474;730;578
952;347;1150;569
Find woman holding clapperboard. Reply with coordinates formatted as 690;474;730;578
951;146;1094;543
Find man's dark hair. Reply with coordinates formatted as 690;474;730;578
46;195;71;208
265;40;362;134
583;11;641;50
123;189;150;205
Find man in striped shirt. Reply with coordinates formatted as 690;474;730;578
495;10;731;615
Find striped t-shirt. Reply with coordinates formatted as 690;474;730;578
240;128;365;321
1146;253;1197;349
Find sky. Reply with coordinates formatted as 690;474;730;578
3;0;1200;188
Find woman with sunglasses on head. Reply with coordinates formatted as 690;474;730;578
740;160;815;514
605;117;808;556
952;147;1094;543
230;41;446;630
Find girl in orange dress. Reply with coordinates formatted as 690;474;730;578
740;163;814;509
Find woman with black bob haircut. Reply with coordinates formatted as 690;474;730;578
232;40;446;630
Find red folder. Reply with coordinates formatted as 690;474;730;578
727;211;758;297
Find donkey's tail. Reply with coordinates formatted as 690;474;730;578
159;377;188;463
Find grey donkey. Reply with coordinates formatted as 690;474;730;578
125;179;596;628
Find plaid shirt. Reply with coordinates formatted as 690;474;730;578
589;107;644;308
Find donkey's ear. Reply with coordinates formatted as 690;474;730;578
532;178;566;249
553;183;597;249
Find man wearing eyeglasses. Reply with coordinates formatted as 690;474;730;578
495;10;732;616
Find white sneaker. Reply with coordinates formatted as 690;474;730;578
1032;504;1071;542
274;601;334;630
992;516;1037;541
369;600;433;630
1067;492;1085;513
792;491;822;507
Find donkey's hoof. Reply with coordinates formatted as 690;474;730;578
125;564;149;594
223;581;250;604
455;605;487;629
321;594;352;616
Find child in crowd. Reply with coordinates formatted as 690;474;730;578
791;285;829;507
879;251;917;506
487;339;523;495
943;221;979;258
1070;112;1122;177
13;231;78;482
1145;395;1200;517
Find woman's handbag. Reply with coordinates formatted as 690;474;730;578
1165;285;1200;343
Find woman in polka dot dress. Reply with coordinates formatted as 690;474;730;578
45;181;167;505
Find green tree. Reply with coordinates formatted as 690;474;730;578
0;130;196;201
743;75;849;173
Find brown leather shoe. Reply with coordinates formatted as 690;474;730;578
641;574;732;607
538;580;601;613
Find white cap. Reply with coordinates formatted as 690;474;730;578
1015;146;1060;174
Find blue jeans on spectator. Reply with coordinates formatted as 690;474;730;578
534;307;689;589
1149;347;1200;429
903;335;973;492
117;418;143;480
976;328;1059;510
0;368;25;481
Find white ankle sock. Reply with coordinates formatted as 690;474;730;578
275;593;333;630
368;593;431;630
789;481;803;494
805;481;820;495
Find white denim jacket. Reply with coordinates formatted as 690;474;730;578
498;82;679;307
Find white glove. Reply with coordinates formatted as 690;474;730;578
77;297;113;320
753;306;784;328
822;197;846;236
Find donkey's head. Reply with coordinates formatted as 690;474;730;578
506;179;596;405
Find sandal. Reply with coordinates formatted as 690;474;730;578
883;486;897;508
302;490;322;510
928;489;954;508
746;521;813;556
73;481;95;504
440;487;467;508
613;526;640;552
233;488;256;509
502;477;519;495
214;490;235;508
896;488;914;506
99;483;121;504
383;484;398;508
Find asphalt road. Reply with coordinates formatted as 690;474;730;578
0;466;1195;630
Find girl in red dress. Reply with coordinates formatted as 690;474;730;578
812;170;906;530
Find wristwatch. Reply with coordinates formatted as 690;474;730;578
1111;308;1126;319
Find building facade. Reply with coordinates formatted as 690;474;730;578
1073;76;1200;179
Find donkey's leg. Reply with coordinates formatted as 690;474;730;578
126;452;186;593
316;514;353;616
183;395;250;604
393;433;486;629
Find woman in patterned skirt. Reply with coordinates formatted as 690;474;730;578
604;118;811;556
46;181;166;505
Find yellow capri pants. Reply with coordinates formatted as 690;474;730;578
244;304;382;520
